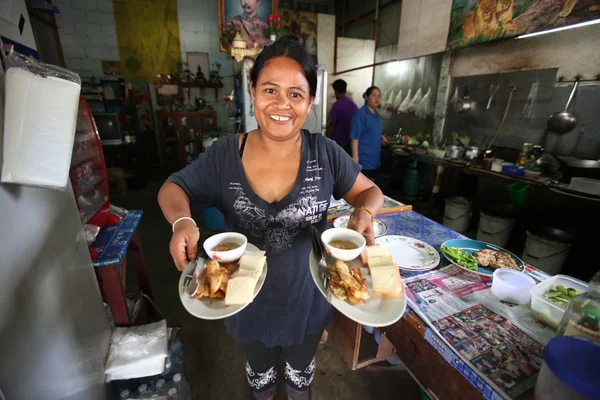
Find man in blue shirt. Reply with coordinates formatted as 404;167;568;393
350;86;387;178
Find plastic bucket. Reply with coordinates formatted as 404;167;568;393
508;182;530;206
443;196;472;233
522;230;572;275
477;211;515;247
202;207;225;231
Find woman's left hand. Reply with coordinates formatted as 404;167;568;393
347;210;375;245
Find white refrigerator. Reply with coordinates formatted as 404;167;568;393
242;59;328;134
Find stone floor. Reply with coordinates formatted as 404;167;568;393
117;178;422;400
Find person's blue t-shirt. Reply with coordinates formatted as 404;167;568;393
169;130;361;347
349;105;383;170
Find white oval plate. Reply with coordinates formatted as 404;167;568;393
178;243;267;320
309;251;406;327
333;215;388;237
375;235;440;271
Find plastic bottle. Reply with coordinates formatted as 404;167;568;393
168;388;178;400
119;389;132;400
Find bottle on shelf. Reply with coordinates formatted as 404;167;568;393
557;270;600;343
517;143;531;168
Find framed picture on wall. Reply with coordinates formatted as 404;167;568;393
219;0;278;51
187;52;210;79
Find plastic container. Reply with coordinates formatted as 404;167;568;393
522;230;572;275
535;337;600;400
477;211;515;247
502;164;525;177
530;274;588;329
508;182;530;206
491;269;536;305
443;196;472;233
525;169;542;181
569;177;600;196
491;158;504;172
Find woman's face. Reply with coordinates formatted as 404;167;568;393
250;56;314;141
365;88;381;109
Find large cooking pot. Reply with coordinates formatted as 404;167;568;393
445;145;465;159
551;154;600;179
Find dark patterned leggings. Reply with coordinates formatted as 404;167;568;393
237;332;322;400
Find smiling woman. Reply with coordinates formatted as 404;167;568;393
158;35;384;400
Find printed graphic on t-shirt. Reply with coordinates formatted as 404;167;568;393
230;158;329;254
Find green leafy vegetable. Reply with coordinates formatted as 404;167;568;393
441;246;478;270
544;285;582;308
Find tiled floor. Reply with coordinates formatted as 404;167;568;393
118;178;421;400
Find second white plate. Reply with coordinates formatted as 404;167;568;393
333;215;388;237
375;235;440;271
309;251;406;327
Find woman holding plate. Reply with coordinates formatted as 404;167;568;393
158;36;383;400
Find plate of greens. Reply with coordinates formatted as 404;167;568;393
440;239;525;277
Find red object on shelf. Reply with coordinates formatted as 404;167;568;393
69;98;111;229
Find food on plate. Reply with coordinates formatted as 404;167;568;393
367;255;394;268
370;265;403;297
359;245;389;266
544;285;582;308
441;246;479;270
239;254;267;273
211;242;241;252
364;246;403;297
194;250;266;305
474;249;519;270
225;276;256;305
329;240;359;250
327;260;370;304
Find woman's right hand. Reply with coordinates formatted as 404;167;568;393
170;219;200;271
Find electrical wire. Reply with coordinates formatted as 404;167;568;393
487;86;516;150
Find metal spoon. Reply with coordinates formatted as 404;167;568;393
547;79;579;134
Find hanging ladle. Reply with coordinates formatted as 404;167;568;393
547;79;579;134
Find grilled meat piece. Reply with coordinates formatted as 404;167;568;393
475;249;519;270
491;251;519;270
475;250;496;267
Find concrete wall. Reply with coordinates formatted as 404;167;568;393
53;0;234;130
336;0;401;48
451;23;600;81
397;0;452;60
334;37;375;107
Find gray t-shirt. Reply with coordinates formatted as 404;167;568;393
169;130;360;347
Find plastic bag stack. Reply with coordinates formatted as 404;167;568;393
105;320;169;382
1;51;81;189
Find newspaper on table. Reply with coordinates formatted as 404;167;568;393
404;265;555;400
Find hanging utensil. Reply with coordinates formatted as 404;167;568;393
487;86;517;149
547;79;579;134
453;86;472;113
523;81;538;118
486;82;500;110
450;85;459;104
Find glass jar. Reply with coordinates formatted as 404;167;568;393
557;270;600;343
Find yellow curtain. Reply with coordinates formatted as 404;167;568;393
112;0;181;82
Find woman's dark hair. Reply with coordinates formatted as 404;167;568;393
250;35;317;97
363;86;380;99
